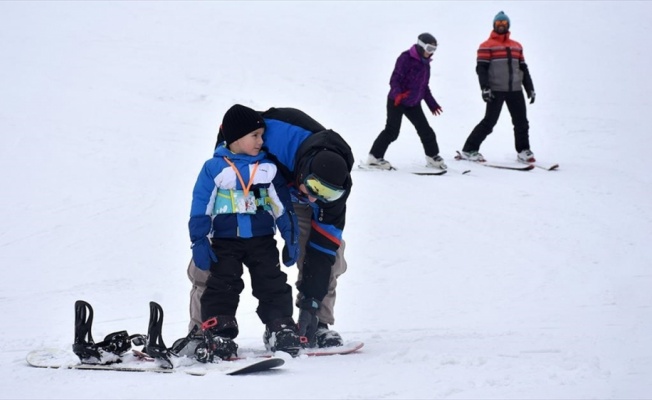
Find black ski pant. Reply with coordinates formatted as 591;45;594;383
201;235;293;329
370;97;440;158
463;91;530;153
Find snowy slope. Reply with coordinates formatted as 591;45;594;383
1;1;651;399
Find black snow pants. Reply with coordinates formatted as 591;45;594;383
463;91;530;153
370;97;440;158
200;235;293;328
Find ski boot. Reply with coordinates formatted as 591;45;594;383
517;149;536;163
363;154;394;170
425;154;447;170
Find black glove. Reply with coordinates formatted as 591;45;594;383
481;88;494;102
527;90;536;104
297;297;320;346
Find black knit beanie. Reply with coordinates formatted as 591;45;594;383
221;104;266;145
310;151;349;187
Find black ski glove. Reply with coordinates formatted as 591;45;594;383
481;88;494;102
297;297;320;346
527;90;536;104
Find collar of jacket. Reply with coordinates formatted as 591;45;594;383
409;45;432;63
214;142;267;162
489;30;511;43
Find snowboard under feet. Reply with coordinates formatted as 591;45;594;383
231;340;364;360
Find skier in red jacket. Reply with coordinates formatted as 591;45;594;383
459;11;536;163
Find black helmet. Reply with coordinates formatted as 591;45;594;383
417;33;438;54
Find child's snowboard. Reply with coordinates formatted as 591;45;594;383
26;348;284;376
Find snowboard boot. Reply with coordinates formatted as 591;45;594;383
194;315;239;362
314;323;344;348
263;317;302;357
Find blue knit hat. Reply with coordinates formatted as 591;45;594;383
493;11;510;32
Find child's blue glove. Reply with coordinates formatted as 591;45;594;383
277;210;299;267
191;237;217;271
282;239;299;267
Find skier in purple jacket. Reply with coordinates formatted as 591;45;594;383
364;33;446;170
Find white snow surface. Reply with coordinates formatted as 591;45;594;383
1;1;651;399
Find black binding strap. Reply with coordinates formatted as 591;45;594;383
143;301;173;369
72;300;135;364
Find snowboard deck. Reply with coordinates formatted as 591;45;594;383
135;340;364;361
26;348;284;376
232;340;364;360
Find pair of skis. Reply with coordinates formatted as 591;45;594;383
357;162;469;175
453;151;559;171
357;152;559;174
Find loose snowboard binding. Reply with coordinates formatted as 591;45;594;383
72;300;140;365
141;301;173;369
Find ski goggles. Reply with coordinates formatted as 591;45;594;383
494;20;509;29
417;39;438;53
303;173;346;203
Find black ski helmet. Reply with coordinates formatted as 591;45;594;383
416;33;438;54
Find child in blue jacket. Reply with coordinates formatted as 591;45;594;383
188;106;354;349
189;104;301;359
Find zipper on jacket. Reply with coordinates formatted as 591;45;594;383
506;47;513;92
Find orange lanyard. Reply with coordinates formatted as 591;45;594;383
224;157;259;197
